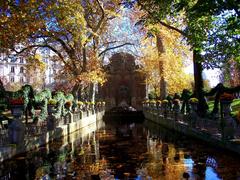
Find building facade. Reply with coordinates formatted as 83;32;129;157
0;54;26;85
0;49;61;90
99;52;146;110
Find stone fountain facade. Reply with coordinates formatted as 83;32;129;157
99;52;146;110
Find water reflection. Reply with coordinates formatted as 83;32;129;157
1;119;240;179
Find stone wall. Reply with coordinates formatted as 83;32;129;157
0;110;105;162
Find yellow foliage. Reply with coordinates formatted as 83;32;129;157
25;54;47;89
26;54;46;72
140;24;193;95
0;0;122;95
78;70;106;85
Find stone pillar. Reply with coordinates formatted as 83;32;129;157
9;105;25;147
220;100;236;140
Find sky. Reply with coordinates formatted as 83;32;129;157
185;65;220;87
204;69;221;87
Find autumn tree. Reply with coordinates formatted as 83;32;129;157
0;0;128;101
123;0;239;115
140;25;193;97
125;6;192;99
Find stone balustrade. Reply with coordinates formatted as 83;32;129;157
142;101;239;140
0;107;105;162
143;102;240;155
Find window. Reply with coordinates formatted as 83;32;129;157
10;56;16;62
20;58;24;63
20;77;24;83
10;66;15;73
20;67;24;73
10;77;14;82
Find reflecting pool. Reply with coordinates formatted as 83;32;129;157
1;119;240;179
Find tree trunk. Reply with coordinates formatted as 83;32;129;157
72;84;81;100
82;46;87;72
193;50;208;116
89;83;96;102
160;76;167;99
156;34;167;99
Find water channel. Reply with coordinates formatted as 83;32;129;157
1;119;240;180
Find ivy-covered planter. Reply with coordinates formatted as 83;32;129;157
47;99;57;114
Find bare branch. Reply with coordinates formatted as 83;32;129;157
85;0;105;44
12;44;74;71
94;0;105;33
55;38;72;55
54;37;79;71
99;43;134;57
159;21;187;36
